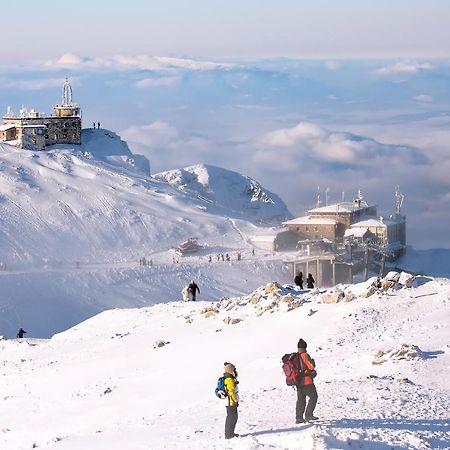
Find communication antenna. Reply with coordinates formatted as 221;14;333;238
395;186;404;216
316;186;321;208
342;191;345;203
325;187;330;206
62;77;73;106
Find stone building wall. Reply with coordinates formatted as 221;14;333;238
3;116;82;148
286;223;337;241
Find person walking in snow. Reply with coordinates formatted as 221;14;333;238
223;362;239;439
93;122;96;129
98;122;101;129
306;273;315;289
295;338;318;423
294;271;303;289
187;280;200;301
16;328;26;339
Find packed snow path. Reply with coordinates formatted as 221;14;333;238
0;276;449;449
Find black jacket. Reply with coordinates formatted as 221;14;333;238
188;283;200;294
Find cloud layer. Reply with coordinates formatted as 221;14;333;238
42;53;234;73
257;122;426;166
374;60;433;76
0;57;449;248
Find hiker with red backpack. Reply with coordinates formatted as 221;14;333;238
215;362;240;439
282;338;318;424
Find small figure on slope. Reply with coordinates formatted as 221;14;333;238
188;280;200;301
16;328;27;339
294;271;303;289
306;273;315;289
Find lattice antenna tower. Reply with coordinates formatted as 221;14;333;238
62;77;73;106
395;186;404;216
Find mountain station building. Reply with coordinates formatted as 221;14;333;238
0;78;81;151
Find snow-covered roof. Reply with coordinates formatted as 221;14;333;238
308;201;375;214
283;215;336;226
351;218;386;228
344;227;370;238
0;124;15;131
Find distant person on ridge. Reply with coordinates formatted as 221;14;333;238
188;280;200;301
98;122;101;129
93;122;96;129
306;273;315;289
295;338;318;423
223;362;239;439
16;328;26;339
294;271;303;289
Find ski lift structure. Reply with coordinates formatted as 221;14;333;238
173;237;203;256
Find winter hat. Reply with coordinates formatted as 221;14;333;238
224;362;236;375
297;338;307;349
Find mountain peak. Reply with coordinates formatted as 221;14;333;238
154;164;292;223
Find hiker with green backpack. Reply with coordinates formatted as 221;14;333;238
215;362;239;439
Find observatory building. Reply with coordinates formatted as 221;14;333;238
0;78;82;150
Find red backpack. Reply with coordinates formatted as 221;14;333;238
282;353;303;386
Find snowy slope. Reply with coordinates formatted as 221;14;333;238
0;129;291;267
0;129;293;338
0;276;448;449
154;164;292;223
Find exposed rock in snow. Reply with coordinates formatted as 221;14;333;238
153;339;169;348
321;290;344;304
373;344;424;365
223;316;241;325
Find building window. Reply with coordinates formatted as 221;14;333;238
314;226;319;232
305;226;309;231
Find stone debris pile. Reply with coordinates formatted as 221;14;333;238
373;344;424;365
320;271;429;304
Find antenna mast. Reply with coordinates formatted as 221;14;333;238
395;186;404;216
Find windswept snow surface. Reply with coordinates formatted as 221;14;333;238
0;129;290;267
0;129;293;337
0;277;449;449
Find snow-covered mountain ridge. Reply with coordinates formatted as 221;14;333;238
154;164;288;221
1;274;449;449
0;129;291;267
0;128;293;339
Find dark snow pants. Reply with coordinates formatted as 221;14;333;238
225;405;238;438
296;384;318;420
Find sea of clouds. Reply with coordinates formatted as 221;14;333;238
1;55;449;249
